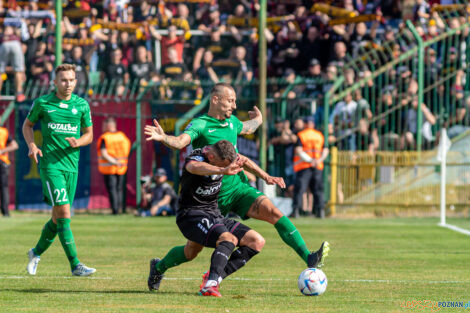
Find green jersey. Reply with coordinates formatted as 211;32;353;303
183;114;247;196
27;92;93;172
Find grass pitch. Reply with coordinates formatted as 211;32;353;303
1;214;469;312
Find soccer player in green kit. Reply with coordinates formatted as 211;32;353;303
145;83;329;288
22;64;96;276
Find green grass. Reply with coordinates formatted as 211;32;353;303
1;214;470;312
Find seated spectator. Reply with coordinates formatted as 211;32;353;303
140;168;177;217
130;45;158;85
104;48;129;97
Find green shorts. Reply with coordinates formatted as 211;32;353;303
40;168;78;207
218;182;265;219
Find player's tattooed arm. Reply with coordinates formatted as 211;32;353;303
145;119;191;149
238;154;286;188
240;106;262;135
162;133;191;150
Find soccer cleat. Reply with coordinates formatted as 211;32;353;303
307;241;330;268
148;258;164;291
26;248;40;275
72;263;96;276
199;271;210;290
199;285;222;297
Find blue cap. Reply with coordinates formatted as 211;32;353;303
304;116;315;123
155;168;167;176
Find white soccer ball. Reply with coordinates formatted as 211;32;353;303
298;268;327;296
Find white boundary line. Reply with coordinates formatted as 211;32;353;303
1;276;468;284
0;276;112;280
439;223;470;236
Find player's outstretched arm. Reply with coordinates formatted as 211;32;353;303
22;118;42;163
238;154;286;189
65;126;93;148
240;106;262;135
144;119;191;150
186;160;243;176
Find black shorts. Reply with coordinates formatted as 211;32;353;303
176;210;251;248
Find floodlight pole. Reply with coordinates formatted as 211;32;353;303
258;0;267;171
55;0;63;68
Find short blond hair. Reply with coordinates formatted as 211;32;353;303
55;63;76;75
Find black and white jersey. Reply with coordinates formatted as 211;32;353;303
177;148;223;216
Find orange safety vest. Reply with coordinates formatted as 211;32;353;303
293;128;324;172
0;127;10;165
97;131;131;175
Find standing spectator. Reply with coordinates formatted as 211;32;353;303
0;22;26;101
0;126;18;217
292;117;329;218
105;48;129;97
300;26;323;70
195;50;219;84
140;168;177;217
97;118;131;215
233;46;253;83
149;25;185;66
160;47;188;99
413;0;430;27
65;46;89;95
329;41;349;68
130;46;158;85
30;42;54;85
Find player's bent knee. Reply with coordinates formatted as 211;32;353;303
217;232;238;246
241;230;265;251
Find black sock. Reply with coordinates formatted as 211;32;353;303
222;246;259;279
208;241;235;282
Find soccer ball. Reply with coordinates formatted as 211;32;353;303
298;268;327;296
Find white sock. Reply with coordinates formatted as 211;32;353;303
205;279;218;288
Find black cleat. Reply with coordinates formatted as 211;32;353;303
148;258;164;291
307;241;330;268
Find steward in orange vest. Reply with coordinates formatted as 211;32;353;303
293;127;325;172
96;118;131;214
0;126;19;216
97;129;131;175
292;117;329;219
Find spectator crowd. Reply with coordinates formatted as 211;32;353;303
0;0;468;154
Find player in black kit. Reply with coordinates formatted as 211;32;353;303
148;140;266;297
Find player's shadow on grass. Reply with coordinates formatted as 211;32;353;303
8;288;196;296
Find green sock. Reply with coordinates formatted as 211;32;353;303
33;219;58;256
156;245;189;274
56;218;80;270
274;216;310;264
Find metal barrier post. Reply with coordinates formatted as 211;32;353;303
329;146;338;216
406;20;424;151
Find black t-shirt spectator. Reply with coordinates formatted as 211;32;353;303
130;62;157;82
106;63;128;82
160;62;187;80
203;37;235;60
